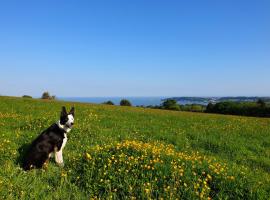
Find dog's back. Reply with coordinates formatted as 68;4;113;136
23;124;65;170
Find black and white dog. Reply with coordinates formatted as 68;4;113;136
22;106;75;170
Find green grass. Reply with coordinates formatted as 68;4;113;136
0;96;269;199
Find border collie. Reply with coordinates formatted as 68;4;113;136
22;106;75;170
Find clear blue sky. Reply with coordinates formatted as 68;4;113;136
0;0;269;97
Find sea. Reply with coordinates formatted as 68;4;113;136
59;97;208;106
59;97;165;106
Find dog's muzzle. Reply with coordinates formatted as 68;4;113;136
66;123;74;128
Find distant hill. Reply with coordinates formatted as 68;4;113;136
166;96;270;105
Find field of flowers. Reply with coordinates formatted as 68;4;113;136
0;96;269;199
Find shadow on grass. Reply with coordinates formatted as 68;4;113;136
16;143;31;168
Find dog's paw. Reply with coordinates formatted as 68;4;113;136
58;162;65;167
43;162;49;170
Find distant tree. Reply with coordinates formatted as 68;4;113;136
257;99;266;107
41;91;55;100
22;95;32;98
41;91;50;99
103;100;114;105
206;102;214;112
161;99;180;111
120;99;132;106
162;99;177;108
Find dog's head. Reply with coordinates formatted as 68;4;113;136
59;106;75;132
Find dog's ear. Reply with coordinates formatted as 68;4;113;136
61;106;67;117
69;107;75;117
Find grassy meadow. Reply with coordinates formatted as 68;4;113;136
0;96;269;199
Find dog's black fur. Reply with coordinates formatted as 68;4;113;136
22;107;74;170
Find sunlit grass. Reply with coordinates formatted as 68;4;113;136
0;96;269;199
74;140;254;199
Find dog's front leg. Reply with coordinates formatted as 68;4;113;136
55;150;64;167
55;134;67;167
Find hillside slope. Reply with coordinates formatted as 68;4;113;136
0;96;269;199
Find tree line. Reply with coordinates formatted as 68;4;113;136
104;98;270;117
205;100;270;117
